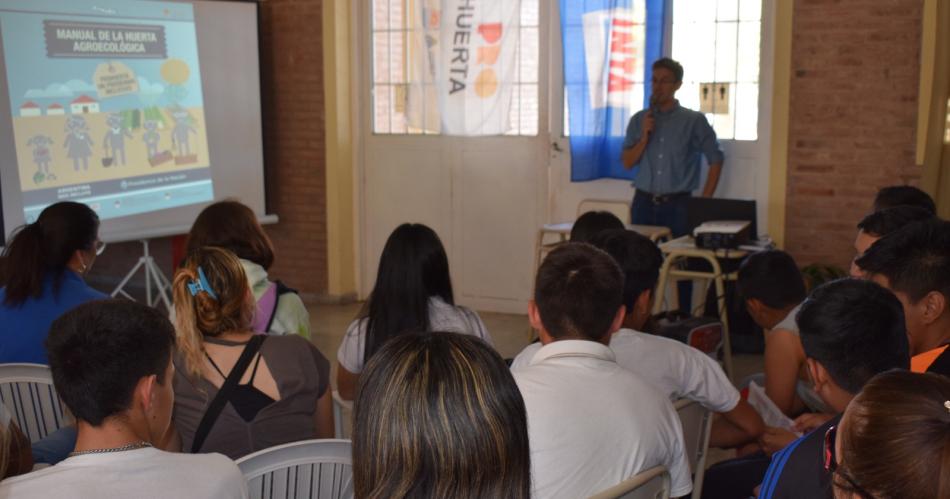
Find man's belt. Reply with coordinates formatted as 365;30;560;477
639;191;690;205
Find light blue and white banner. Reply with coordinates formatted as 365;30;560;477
561;0;665;181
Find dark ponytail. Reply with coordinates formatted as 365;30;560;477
2;202;99;306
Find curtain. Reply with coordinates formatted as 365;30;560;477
919;0;950;218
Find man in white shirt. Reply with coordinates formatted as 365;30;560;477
0;299;246;499
512;229;763;448
512;243;691;499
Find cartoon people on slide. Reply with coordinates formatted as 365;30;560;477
103;112;132;166
63;115;93;172
16;58;205;185
27;134;55;182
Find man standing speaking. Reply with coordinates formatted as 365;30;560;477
622;58;724;238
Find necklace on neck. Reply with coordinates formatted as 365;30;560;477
68;441;152;457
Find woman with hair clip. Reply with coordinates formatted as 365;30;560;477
830;370;950;499
170;246;333;459
353;331;531;499
0;201;105;363
186;200;310;338
335;223;493;400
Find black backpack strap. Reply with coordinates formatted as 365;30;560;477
191;335;266;453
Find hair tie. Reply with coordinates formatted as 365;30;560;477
944;401;950;414
187;266;217;300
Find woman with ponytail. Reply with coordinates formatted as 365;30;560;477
170;246;333;459
0;202;105;363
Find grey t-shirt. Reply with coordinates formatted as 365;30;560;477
173;334;330;460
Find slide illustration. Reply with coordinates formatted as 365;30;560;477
1;1;212;197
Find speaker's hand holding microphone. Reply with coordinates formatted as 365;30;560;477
642;94;658;142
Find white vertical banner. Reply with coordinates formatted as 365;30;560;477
408;0;521;136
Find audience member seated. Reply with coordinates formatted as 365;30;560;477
569;210;625;243
737;250;820;416
512;243;690;499
336;223;492;400
186;200;310;338
856;219;950;375
849;205;933;277
0;299;246;498
754;279;910;499
512;229;763;448
352;332;530;499
871;184;937;213
171;247;333;459
0;201;106;364
829;371;950;499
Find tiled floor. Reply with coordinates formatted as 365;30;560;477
309;301;765;467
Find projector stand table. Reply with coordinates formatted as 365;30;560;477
111;240;173;310
651;236;750;381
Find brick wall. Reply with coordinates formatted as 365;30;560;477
259;0;328;300
88;0;329;301
785;0;923;269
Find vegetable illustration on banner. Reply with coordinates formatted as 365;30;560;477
408;0;521;136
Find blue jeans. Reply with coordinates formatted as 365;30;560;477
631;191;692;313
32;425;77;464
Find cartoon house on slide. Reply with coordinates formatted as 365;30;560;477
70;95;99;114
47;103;65;115
19;101;40;117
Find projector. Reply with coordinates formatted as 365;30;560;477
693;221;751;250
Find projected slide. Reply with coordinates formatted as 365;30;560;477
0;0;213;222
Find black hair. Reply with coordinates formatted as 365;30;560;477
361;223;455;363
534;243;624;341
737;250;806;309
588;229;663;310
570;211;625;243
855;219;950;303
796;279;909;394
856;205;934;237
2;202;99;306
653;57;684;82
872;185;936;214
45;299;176;426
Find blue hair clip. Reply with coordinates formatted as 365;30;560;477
187;266;218;300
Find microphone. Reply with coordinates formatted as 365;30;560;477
649;94;659;115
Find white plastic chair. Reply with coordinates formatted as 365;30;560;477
0;363;68;443
236;439;354;499
674;398;713;499
588;466;671;499
331;390;352;439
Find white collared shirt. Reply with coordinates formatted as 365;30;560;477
511;328;740;413
512;339;692;499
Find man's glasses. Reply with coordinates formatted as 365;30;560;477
823;425;876;499
94;240;106;256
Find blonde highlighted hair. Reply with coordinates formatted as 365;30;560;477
172;246;254;378
352;332;531;499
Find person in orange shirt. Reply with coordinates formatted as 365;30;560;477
856;219;950;376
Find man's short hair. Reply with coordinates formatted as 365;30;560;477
855;219;950;303
46;299;176;426
797;279;909;394
857;205;934;237
872;185;936;214
588;229;663;310
652;57;684;83
570;211;625;243
737;250;806;309
534;243;624;341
